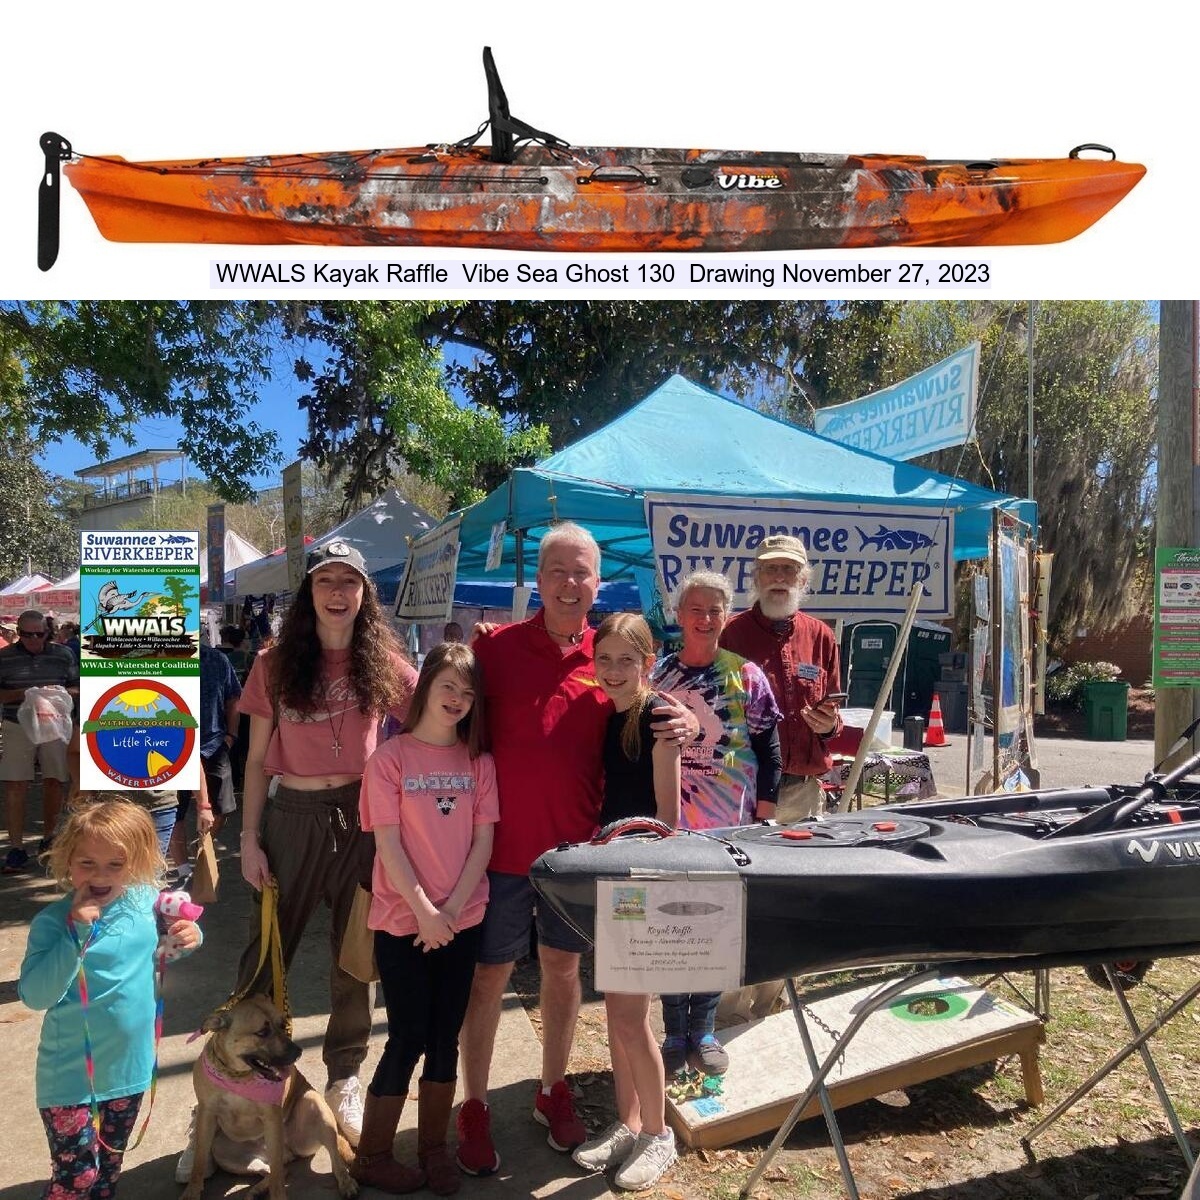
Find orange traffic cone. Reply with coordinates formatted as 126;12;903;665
925;693;948;747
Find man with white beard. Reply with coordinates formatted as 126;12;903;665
720;536;842;824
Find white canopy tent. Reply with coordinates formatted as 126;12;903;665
0;573;52;595
200;530;265;588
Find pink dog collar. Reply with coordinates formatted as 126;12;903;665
201;1049;286;1106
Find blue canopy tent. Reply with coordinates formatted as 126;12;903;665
443;375;1034;589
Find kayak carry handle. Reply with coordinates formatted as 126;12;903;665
1069;143;1116;160
578;165;660;187
1044;748;1200;839
38;131;72;272
592;817;675;845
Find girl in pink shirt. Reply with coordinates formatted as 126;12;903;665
358;641;498;1195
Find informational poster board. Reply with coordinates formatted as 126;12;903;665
282;460;306;596
594;878;745;994
1154;547;1200;687
394;516;461;623
205;504;225;605
78;530;201;790
485;520;506;572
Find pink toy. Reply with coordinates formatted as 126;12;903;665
154;890;204;962
155;890;204;923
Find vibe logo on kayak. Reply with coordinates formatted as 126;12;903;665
1126;839;1200;863
717;172;782;190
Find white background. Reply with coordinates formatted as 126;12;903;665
2;1;1189;299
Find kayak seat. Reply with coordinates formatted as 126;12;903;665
482;46;572;164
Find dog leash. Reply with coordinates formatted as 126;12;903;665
68;914;164;1155
211;877;292;1035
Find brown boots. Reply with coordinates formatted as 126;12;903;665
418;1079;462;1196
349;1090;425;1194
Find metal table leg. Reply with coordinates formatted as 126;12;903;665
1021;970;1200;1165
1105;966;1195;1168
740;968;944;1200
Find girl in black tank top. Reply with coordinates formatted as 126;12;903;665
571;616;680;1188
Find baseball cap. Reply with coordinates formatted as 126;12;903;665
306;540;368;579
755;534;808;567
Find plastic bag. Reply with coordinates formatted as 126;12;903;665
17;685;73;745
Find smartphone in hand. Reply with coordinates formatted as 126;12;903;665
820;692;849;705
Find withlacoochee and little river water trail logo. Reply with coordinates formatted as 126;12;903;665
83;679;198;788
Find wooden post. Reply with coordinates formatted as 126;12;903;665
1155;302;1199;768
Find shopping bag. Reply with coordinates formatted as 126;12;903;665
190;831;220;904
338;885;379;983
17;685;73;745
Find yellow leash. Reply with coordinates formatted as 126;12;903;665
212;878;292;1035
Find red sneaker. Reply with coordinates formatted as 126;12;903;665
455;1098;500;1176
532;1080;586;1152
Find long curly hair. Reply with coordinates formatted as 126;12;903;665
270;574;408;715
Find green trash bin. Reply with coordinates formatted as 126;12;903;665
1083;680;1130;741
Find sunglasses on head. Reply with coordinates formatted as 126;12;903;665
18;629;48;639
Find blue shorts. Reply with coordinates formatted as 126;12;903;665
477;870;591;964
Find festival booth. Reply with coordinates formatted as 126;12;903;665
435;374;1034;588
401;373;1036;791
198;530;262;601
0;573;54;619
231;488;435;600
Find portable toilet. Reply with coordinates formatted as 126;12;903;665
841;621;902;722
904;621;953;722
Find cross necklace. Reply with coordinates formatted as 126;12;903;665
322;678;349;758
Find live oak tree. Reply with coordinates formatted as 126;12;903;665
285;301;548;513
0;440;77;584
417;300;833;450
0;301;545;517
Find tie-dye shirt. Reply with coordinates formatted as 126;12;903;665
652;649;781;830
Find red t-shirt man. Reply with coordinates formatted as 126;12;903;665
473;609;609;876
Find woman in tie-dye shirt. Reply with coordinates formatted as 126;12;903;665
652;572;782;830
651;570;781;1079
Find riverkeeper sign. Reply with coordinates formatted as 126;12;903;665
394;516;461;623
78;530;201;790
813;342;979;460
645;494;954;619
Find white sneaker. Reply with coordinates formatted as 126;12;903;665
614;1129;677;1191
325;1076;364;1147
174;1107;214;1183
572;1121;637;1172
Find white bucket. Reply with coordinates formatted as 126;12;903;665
840;708;895;750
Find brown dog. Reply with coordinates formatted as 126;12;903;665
180;995;358;1200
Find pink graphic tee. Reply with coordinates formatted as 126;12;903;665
360;732;499;937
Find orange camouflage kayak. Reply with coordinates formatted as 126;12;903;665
38;49;1145;269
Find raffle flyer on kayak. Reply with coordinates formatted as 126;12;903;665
3;1;1191;298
